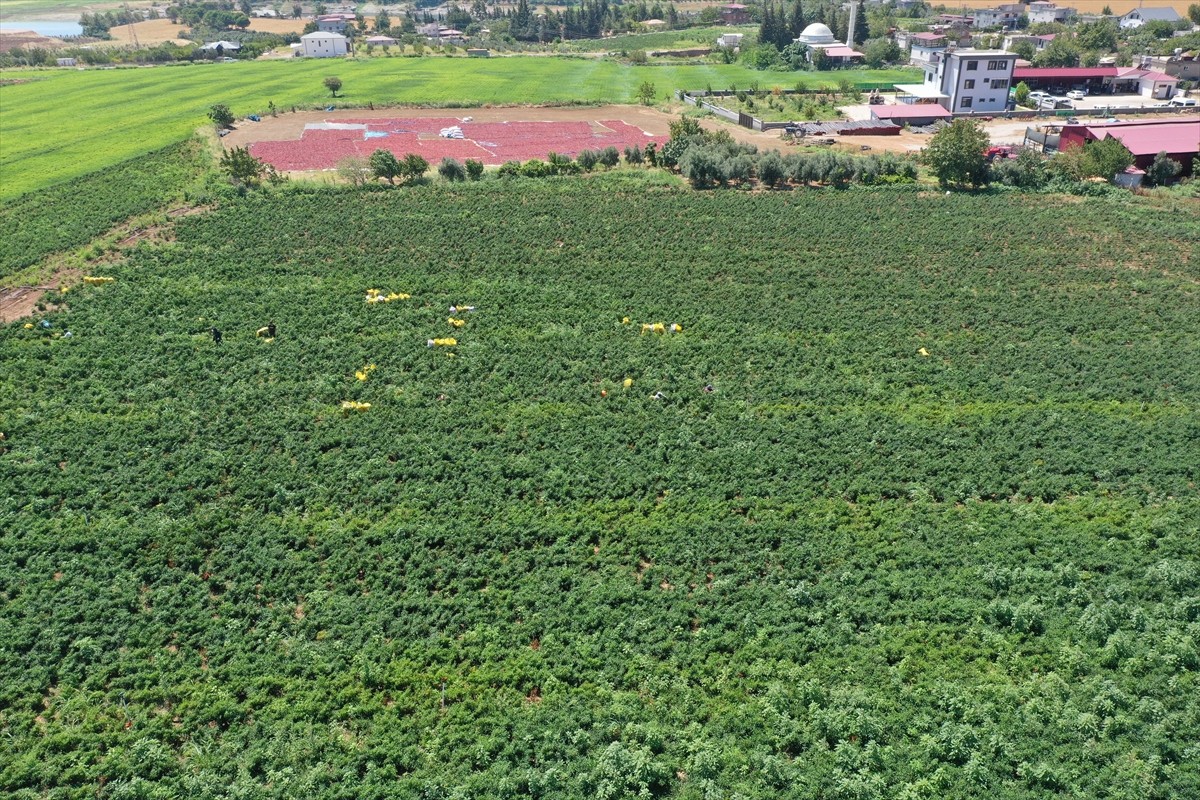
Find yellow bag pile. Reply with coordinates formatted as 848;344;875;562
340;400;372;412
639;322;683;335
355;364;378;382
365;289;411;304
448;317;466;328
83;276;115;285
427;337;457;347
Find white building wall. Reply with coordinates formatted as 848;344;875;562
938;50;1015;112
302;34;349;57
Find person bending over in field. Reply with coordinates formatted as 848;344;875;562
211;327;222;344
256;322;276;338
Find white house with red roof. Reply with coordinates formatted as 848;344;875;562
906;31;948;68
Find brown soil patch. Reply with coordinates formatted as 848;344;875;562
106;17;304;47
0;31;65;53
106;19;190;46
0;269;77;324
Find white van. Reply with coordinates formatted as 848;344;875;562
1167;96;1196;107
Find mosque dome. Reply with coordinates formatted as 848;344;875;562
798;23;836;45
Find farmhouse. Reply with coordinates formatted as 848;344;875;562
721;3;750;24
1026;2;1075;24
906;32;948;68
1059;119;1199;176
1142;51;1200;82
316;14;353;32
365;35;397;46
1119;7;1182;28
971;4;1024;30
1003;33;1057;52
301;31;348;57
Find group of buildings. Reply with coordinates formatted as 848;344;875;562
928;3;1182;31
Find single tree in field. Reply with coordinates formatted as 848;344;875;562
208;103;235;129
337;155;372;188
220;146;270;187
401;153;429;183
369;149;402;184
438;157;467;182
922;118;990;189
324;76;343;97
1188;3;1200;25
635;81;656;106
292;4;302;19
376;9;391;31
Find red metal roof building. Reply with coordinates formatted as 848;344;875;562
1013;67;1179;98
1059;119;1200;175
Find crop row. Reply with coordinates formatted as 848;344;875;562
1;180;1198;799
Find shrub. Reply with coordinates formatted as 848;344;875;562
519;159;554;178
598;146;620;169
576;149;599;172
438;157;466;182
757;151;785;187
464;159;484;181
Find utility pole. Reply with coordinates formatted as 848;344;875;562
124;2;140;48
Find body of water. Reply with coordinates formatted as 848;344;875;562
0;20;85;37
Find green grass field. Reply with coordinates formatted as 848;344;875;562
0;0;124;16
558;26;757;52
0;58;919;200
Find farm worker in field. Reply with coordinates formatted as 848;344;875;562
211;327;222;344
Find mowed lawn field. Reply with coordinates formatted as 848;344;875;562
0;58;918;199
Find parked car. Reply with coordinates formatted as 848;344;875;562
1026;91;1051;105
1066;90;1087;100
1040;96;1073;110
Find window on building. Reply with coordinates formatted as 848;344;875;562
988;60;1009;70
961;97;973;108
964;79;975;89
991;79;1009;90
966;60;978;70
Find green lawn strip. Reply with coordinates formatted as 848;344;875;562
0;59;919;199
